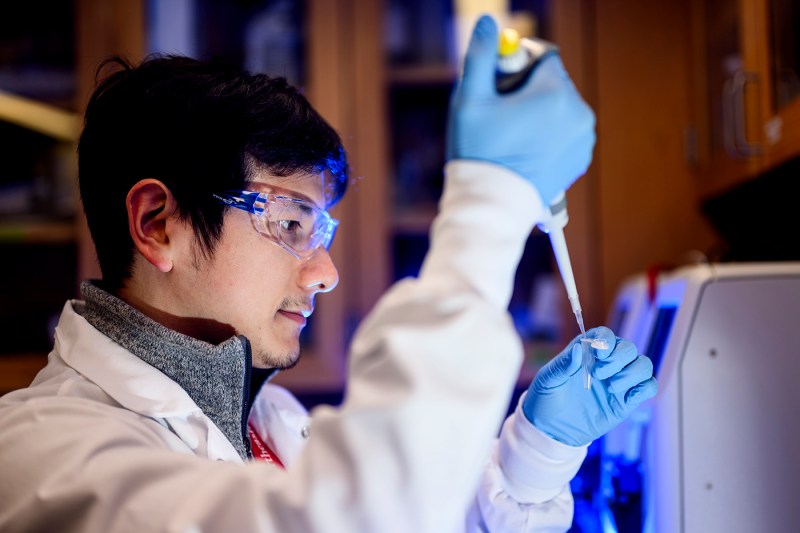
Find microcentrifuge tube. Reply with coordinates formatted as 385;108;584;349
580;336;609;389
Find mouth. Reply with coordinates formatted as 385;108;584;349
277;309;309;327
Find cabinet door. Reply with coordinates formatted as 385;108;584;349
693;0;800;194
763;0;800;168
693;0;768;198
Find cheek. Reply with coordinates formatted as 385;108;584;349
195;215;302;301
208;233;296;299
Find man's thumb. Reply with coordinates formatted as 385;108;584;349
458;14;499;100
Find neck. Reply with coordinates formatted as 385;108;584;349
118;268;236;345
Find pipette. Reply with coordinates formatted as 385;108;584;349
541;194;585;333
496;29;593;389
539;195;593;389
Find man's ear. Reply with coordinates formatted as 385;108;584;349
126;179;179;273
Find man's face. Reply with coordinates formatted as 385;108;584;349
180;170;339;369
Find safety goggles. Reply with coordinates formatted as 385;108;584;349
213;190;339;259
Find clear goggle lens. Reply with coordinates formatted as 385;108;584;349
214;191;338;259
252;194;338;258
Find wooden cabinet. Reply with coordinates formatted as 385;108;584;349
692;0;800;198
555;0;719;326
0;4;83;394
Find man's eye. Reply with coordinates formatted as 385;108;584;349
279;219;302;233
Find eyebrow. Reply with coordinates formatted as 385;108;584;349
246;182;322;208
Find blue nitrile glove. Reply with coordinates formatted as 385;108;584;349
522;326;658;447
446;15;596;206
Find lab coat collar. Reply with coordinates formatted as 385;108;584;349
58;281;257;460
54;301;247;463
55;299;204;418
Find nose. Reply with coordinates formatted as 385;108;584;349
301;247;339;294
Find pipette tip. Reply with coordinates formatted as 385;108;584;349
574;309;586;337
573;307;591;390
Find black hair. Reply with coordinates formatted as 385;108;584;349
78;54;348;293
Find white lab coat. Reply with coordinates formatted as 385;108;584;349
0;161;587;533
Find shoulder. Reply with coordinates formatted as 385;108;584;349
0;379;170;452
0;353;178;465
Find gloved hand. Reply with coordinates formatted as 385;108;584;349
446;15;596;206
522;326;658;447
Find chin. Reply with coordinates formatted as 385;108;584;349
253;346;300;370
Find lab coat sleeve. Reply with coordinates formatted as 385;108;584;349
289;159;551;532
0;160;565;533
465;396;589;532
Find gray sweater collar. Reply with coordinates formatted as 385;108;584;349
75;280;252;460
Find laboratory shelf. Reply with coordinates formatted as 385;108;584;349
0;219;77;244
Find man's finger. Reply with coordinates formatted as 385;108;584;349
593;339;638;380
458;14;500;101
606;355;654;394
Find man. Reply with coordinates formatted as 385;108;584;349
0;16;656;532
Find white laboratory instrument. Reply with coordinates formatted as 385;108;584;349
641;262;800;533
607;272;664;350
602;272;661;460
599;272;663;532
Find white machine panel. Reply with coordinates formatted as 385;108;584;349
607;273;658;350
604;274;660;460
646;262;800;533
